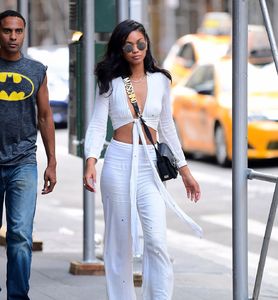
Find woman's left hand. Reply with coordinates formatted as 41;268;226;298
179;165;201;202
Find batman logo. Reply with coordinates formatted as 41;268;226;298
0;72;34;101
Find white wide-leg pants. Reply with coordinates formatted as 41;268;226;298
101;139;174;300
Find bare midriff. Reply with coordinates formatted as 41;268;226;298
113;122;157;144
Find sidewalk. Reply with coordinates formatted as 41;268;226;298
0;130;277;299
0;245;233;300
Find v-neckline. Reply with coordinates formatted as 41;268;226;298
125;73;149;118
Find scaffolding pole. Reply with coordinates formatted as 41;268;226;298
70;0;104;275
117;0;129;22
259;0;278;74
232;0;249;299
82;0;96;263
17;0;28;55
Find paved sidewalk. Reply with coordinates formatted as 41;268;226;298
0;245;234;300
1;242;276;299
1;130;277;299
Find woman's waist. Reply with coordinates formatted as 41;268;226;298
110;138;155;150
113;122;157;145
105;138;156;160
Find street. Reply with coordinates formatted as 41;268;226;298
1;128;277;299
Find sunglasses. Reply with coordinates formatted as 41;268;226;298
122;41;147;53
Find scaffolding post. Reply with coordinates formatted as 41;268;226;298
232;0;249;299
259;0;278;73
17;0;28;55
69;0;104;276
82;0;96;264
118;0;129;22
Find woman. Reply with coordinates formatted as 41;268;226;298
84;20;202;300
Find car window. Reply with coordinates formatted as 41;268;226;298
186;65;214;95
177;43;195;67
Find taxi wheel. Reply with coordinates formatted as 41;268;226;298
215;125;229;167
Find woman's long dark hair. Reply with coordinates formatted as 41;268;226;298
95;19;171;94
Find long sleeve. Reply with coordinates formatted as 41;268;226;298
84;86;110;160
157;76;187;168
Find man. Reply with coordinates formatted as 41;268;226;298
0;10;56;299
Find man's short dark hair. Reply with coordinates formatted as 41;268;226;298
0;10;26;27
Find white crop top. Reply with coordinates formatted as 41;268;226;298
84;72;187;168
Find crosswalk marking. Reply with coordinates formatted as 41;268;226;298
167;228;278;285
201;214;278;242
194;170;276;195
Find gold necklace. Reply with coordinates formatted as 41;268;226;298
130;75;146;83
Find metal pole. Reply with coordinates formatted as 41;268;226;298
162;0;178;60
247;169;278;184
252;183;278;300
130;0;142;21
17;0;28;55
232;0;249;299
82;0;96;263
259;0;278;74
118;0;129;22
140;0;150;32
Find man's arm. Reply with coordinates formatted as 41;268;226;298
37;75;57;194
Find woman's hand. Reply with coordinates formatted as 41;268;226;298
83;157;97;192
179;165;201;202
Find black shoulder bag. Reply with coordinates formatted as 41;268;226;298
123;77;178;181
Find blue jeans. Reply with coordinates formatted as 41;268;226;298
0;164;37;300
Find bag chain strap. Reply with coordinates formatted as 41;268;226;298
123;77;142;118
123;77;162;159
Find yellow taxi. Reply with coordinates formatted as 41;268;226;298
163;33;231;86
163;12;232;86
171;58;278;166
